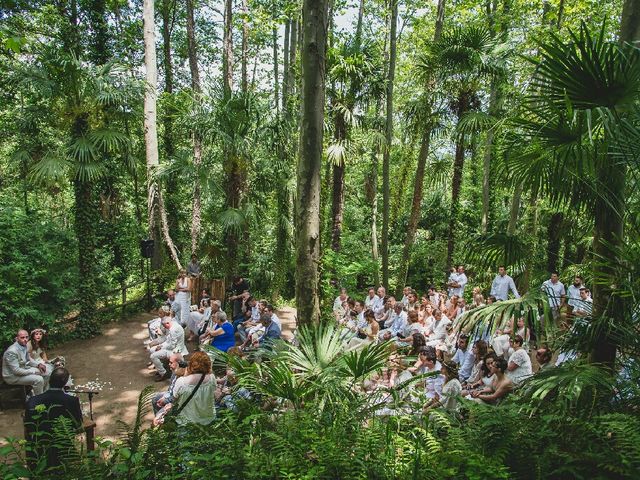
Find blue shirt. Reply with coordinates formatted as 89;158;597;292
452;348;475;382
211;322;235;352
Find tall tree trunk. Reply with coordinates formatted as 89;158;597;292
481;82;499;233
366;140;380;287
223;0;234;98
382;0;398;289
546;211;563;273
273;26;280;112
589;4;638;366
446;93;470;268
282;20;290;111
143;0;181;270
186;0;203;255
507;182;523;235
160;0;179;243
287;19;298;109
394;0;445;295
296;0;329;325
330;114;346;252
241;0;249;93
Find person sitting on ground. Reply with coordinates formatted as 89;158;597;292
506;334;532;385
237;297;261;341
3;329;51;395
469;357;513;404
425;360;462;413
395;310;425;348
364;287;378;309
535;346;553;372
24;367;82;470
345;309;379;351
376;296;393;328
208;311;236;353
215;369;252;411
492;316;530;359
186;254;201;277
464;340;489;386
451;334;475;383
198;289;211;308
406;291;419;311
149;316;188;381
426;309;452;348
445;295;462;321
198;303;224;343
463;352;497;395
156;351;216;426
400;286;411;307
471;287;485;308
427;286;440;308
151;353;184;416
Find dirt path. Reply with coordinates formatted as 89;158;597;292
0;307;297;445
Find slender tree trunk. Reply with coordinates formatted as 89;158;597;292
223;0;234;97
287;19;298;108
282;20;290;111
296;0;329;325
366;138;381;287
160;0;179;243
330;114;346;252
507;182;523;235
382;0;398;289
481;83;499;233
394;0;445;294
620;0;640;43
546;211;563;273
185;0;203;256
242;0;249;93
144;0;181;270
446;93;470;268
273;26;280;112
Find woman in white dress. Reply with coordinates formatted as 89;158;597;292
175;269;192;327
425;360;462;413
506;334;532;385
345;309;379;351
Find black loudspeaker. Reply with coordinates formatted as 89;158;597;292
140;239;155;259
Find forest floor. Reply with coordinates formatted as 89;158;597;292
0;307;298;446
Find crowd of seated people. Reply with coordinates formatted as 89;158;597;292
137;264;594;425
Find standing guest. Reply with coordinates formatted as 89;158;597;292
333;288;349;319
186;254;201;277
175;269;192;327
3;330;50;395
451;334;475;382
208;312;236;353
24;368;82;470
541;271;566;313
567;275;584;309
506;335;533;385
228;276;250;322
447;265;468;298
150;316;188;381
490;266;520;301
536;346;553;372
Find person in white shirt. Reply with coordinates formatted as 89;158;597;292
573;288;593;317
566;275;584;309
451;334;475;382
448;265;468;298
364;288;377;309
400;286;411;307
354;300;367;329
426;309;452;347
150;317;188;381
333;288;349;318
371;287;386;316
541;271;566;311
427;286;440;308
379;302;408;340
506;335;532;385
490;266;520;301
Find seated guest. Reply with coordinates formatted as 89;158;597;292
208;312;236;352
451;334;475;383
157;352;216;426
345;309;379;351
333;288;349;319
151;353;184;415
463;352;497;395
147;305;171;342
3;329;51;395
28;329;55;376
258;313;281;348
378;302;408;341
187;299;213;342
425;360;462;413
469;357;513;404
536;346;553;372
395;310;425;347
199;289;211;308
149;316;188;381
506;334;532;385
24;367;82;470
464;340;489;386
426;309;452;348
265;304;282;329
408;333;427;357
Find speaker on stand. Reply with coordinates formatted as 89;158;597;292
140;239;154;309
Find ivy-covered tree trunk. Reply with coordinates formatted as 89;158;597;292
295;0;329;325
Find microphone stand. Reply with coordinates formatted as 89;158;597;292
67;389;99;420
